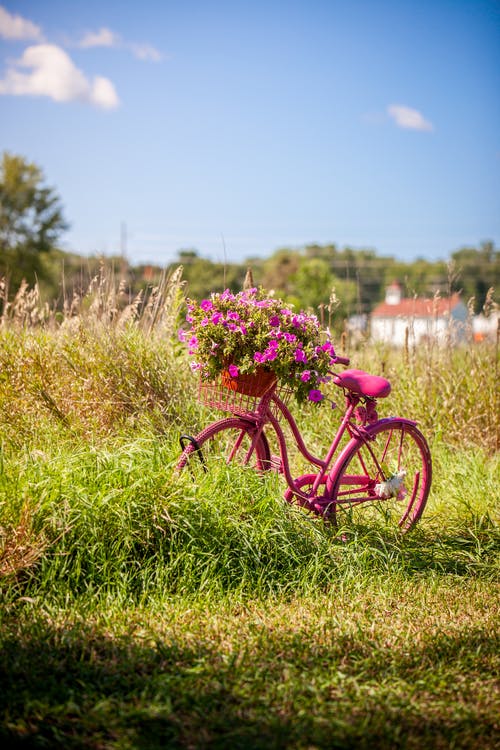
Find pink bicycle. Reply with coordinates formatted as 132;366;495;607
177;356;432;532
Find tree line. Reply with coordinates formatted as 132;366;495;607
1;151;498;323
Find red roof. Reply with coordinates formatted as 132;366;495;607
372;293;463;318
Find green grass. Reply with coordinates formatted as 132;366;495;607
1;434;498;748
1;581;498;749
0;284;499;748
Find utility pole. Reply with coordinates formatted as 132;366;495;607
120;221;127;257
120;221;128;278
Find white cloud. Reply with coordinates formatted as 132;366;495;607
89;74;120;109
0;43;119;109
0;4;43;41
78;26;162;62
130;43;163;62
79;27;120;49
387;104;433;132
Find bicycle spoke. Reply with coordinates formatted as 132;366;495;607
331;420;432;532
177;418;271;479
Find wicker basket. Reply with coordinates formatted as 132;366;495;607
199;370;291;419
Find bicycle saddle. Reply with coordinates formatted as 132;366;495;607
333;369;391;399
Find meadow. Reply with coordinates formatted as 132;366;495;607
0;270;499;749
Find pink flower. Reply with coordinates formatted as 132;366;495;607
294;348;308;363
292;315;305;329
308;389;324;402
183;288;335;406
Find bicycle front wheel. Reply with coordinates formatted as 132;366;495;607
177;417;272;478
329;419;432;532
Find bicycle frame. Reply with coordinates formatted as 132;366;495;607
239;384;374;504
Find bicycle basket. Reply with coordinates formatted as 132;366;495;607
198;371;292;419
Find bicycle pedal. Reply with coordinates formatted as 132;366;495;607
269;454;283;472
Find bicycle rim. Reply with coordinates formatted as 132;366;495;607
177;417;271;478
329;419;432;532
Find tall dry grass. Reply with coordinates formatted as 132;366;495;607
0;264;200;443
1;267;498;452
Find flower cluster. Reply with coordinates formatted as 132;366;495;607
180;287;337;403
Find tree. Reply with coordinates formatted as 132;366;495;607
0;152;68;290
451;242;500;311
169;249;246;300
291;257;335;310
260;248;300;297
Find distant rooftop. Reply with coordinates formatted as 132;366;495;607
372;292;463;318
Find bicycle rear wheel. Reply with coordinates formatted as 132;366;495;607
177;417;272;478
329;419;432;532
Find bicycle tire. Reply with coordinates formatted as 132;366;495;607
177;417;272;476
328;419;432;532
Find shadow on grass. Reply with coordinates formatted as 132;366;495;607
1;616;498;749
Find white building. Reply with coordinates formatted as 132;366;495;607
370;283;468;346
472;311;499;342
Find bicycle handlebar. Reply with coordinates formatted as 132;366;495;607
333;355;350;366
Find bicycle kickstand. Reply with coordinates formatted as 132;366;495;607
179;434;207;472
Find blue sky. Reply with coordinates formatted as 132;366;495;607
0;0;499;266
